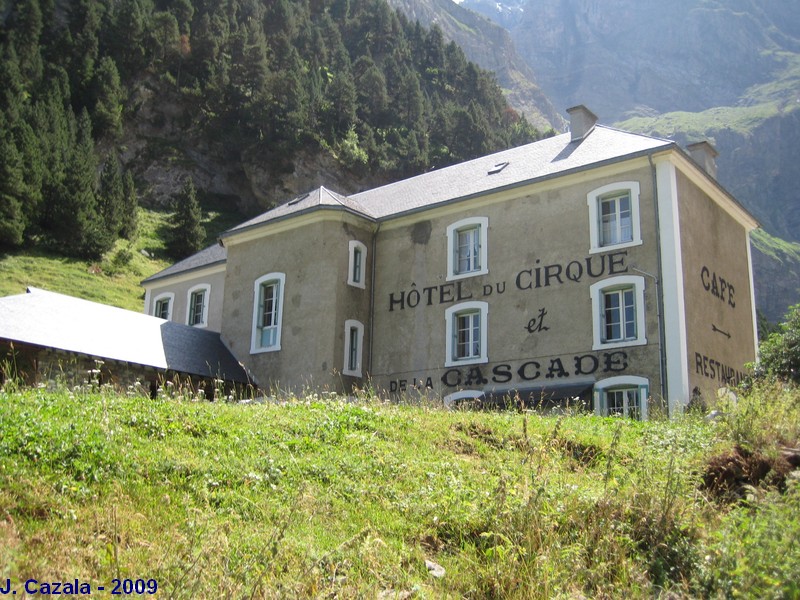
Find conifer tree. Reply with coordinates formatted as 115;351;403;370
0;114;26;247
120;170;138;240
167;178;205;259
98;154;124;236
91;56;124;139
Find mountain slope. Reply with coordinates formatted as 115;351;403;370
387;0;563;130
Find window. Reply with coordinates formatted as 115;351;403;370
602;287;636;343
445;301;488;367
589;276;647;350
342;319;364;377
347;240;367;288
446;217;488;280
152;293;174;320
587;182;641;253
251;273;285;353
594;376;649;419
186;284;210;328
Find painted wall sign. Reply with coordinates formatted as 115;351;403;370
700;266;736;308
387;350;629;392
694;352;747;386
388;251;629;311
524;307;550;334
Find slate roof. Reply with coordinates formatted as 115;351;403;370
0;288;251;383
348;125;674;219
142;243;227;284
223;186;374;237
218;125;675;240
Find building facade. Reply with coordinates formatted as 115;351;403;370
142;107;759;417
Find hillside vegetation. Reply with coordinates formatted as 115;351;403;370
0;379;798;597
0;0;545;263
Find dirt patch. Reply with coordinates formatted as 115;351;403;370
701;445;796;503
452;422;515;450
559;438;603;467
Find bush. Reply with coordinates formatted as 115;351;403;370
755;303;800;383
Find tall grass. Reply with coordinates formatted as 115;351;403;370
0;383;797;597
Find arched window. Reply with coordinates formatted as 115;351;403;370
251;273;285;353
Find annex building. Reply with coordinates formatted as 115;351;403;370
142;106;759;418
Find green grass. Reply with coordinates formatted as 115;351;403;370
751;228;800;265
0;380;797;598
0;196;243;312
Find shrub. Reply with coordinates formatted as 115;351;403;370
754;303;800;383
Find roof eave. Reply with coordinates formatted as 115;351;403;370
219;204;378;243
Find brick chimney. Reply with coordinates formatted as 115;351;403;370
567;105;598;142
687;141;719;180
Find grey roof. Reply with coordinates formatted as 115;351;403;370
141;243;227;284
224;186;374;237
350;126;673;218
0;288;250;383
219;125;674;238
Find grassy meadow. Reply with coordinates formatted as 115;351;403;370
0;378;798;598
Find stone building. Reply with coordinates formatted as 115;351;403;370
142;106;759;417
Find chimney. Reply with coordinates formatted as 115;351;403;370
567;105;598;142
687;141;719;180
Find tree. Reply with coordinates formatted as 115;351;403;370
754;304;800;384
98;154;124;235
91;56;124;139
0;114;26;247
120;170;138;240
166;178;205;259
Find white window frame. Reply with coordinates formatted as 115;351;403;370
446;216;488;281
347;240;367;289
589;275;647;350
152;292;174;321
587;181;642;253
342;319;365;377
594;376;649;420
445;301;488;367
250;273;286;354
186;284;210;328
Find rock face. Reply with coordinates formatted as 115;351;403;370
474;0;798;122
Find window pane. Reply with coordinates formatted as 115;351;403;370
454;310;481;359
190;292;204;325
353;248;362;283
603;291;621;341
607;390;624;415
456;227;480;273
626;389;641;420
599;193;633;246
259;282;279;348
623;289;636;339
348;327;359;371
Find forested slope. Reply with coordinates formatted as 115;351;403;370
0;0;544;262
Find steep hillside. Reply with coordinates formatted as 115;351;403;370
387;0;563;130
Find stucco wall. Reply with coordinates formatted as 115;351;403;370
676;172;757;403
144;268;226;332
221;216;374;394
369;164;665;409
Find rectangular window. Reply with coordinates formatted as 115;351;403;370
352;247;363;284
603;288;636;343
189;291;205;326
447;217;488;281
454;310;481;360
456;226;481;274
600;192;632;247
348;326;359;372
343;319;364;376
605;388;641;419
258;281;280;348
155;298;170;320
